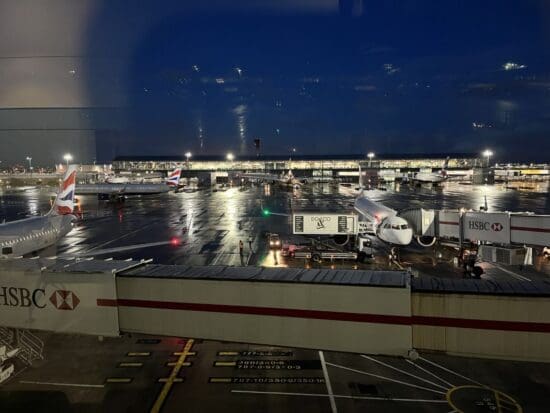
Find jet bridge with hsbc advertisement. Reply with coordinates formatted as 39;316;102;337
2;259;550;361
0;258;412;356
416;209;550;247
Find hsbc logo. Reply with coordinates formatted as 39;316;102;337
491;222;503;232
468;221;505;232
0;286;80;310
50;290;80;310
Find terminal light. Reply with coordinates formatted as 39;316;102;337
482;149;493;167
226;153;234;161
63;153;73;166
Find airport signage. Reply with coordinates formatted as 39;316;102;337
0;287;80;310
293;213;357;235
464;212;511;244
0;269;119;336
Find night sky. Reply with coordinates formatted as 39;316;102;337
2;0;550;163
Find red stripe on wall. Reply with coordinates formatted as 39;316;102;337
96;298;550;333
511;226;550;233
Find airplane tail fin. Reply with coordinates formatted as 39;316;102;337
50;165;77;216
166;168;182;187
441;156;450;177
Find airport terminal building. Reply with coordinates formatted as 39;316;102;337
112;154;479;180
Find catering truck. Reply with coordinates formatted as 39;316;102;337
290;212;375;263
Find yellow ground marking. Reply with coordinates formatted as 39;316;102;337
150;339;194;413
209;378;232;383
118;362;143;367
127;352;151;357
173;352;196;356
158;378;184;383
214;361;237;367
446;385;523;413
218;351;239;356
105;378;132;383
166;361;192;367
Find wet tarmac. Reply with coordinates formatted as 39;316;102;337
1;332;547;412
1;181;549;281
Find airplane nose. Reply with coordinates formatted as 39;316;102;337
399;229;413;245
402;229;412;245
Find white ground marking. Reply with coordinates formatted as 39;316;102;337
319;351;338;413
20;380;104;388
85;222;159;252
361;355;449;391
405;359;455;388
71;241;173;257
490;263;531;282
325;362;446;395
418;357;485;387
231;390;448;404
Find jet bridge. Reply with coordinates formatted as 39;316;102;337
2;258;550;362
0;258;412;356
399;209;550;247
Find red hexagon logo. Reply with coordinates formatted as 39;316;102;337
49;290;80;310
491;222;503;232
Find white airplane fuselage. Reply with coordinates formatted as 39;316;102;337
413;172;447;184
354;193;413;246
0;214;74;258
76;183;171;195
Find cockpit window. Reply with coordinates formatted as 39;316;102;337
392;224;400;230
400;224;409;229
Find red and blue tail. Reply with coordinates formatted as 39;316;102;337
166;168;182;187
51;165;77;215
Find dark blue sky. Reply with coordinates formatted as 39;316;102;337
81;0;550;161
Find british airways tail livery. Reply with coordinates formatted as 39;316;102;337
166;168;182;187
51;165;77;215
1;165;78;259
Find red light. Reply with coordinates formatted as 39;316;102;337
170;237;181;246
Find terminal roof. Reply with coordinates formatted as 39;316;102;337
119;264;409;288
411;276;550;297
113;153;476;162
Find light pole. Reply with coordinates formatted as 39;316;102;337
482;149;493;167
367;152;375;168
185;151;192;169
26;156;32;174
63;153;73;168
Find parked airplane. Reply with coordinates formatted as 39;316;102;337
237;170;308;187
0;165;78;258
354;192;413;246
411;157;449;184
76;168;181;200
105;174;130;184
